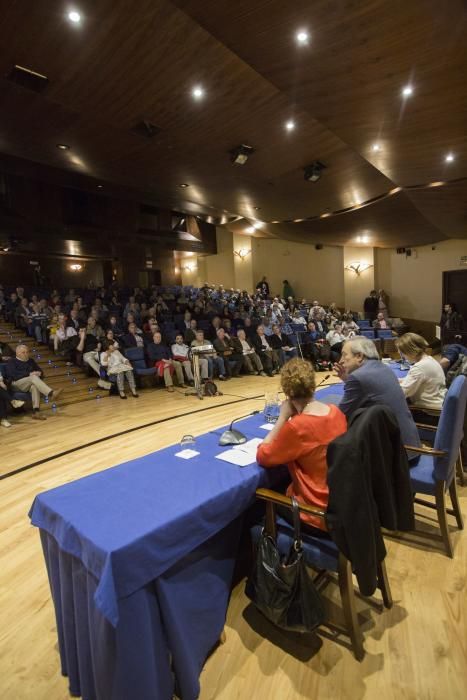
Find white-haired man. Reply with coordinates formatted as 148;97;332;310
335;337;421;458
5;344;62;420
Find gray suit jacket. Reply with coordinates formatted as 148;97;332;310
339;359;421;456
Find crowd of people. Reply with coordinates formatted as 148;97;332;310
0;280;464;436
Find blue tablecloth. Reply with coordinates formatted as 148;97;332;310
30;412;286;700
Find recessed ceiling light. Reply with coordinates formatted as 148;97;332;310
254;206;261;210
245;226;255;234
179;183;189;188
192;86;205;100
68;11;81;24
445;153;455;163
320;212;331;218
295;30;310;45
389;186;402;195
361;235;370;243
428;181;445;187
285;120;295;131
97;184;103;189
372;143;381;152
356;236;362;243
56;143;70;150
401;85;413;98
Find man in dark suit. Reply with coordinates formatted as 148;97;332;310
334;337;421;459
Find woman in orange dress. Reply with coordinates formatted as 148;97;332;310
257;358;347;532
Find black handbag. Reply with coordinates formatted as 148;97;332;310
245;498;325;633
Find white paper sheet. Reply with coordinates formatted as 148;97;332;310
216;437;263;467
259;423;274;431
175;449;200;459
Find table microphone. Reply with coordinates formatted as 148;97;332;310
315;374;331;388
219;410;260;446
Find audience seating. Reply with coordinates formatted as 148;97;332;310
357;320;371;329
124;347;156;384
360;329;376;339
406;375;466;557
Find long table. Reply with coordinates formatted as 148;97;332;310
29;365;408;700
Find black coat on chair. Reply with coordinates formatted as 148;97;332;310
325;405;414;596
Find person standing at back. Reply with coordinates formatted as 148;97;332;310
334;337;421;460
363;290;379;321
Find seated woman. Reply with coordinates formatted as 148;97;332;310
396;332;446;423
256;358;347;533
100;341;138;399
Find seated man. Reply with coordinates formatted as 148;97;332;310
213;328;243;377
122;321;146;349
234;329;266;376
5;344;62;420
147;331;186;392
0;339;14;362
252;325;280;376
191;330;227;380
439;343;467;372
334;337;421;460
184;319;198;344
171;333;208;383
269;324;297;366
76;328;111;390
301;321;326;364
373;312;392;330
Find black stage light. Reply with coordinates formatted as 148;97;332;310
230;144;255;165
304;161;326;182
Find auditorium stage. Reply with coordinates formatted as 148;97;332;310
1;372;466;700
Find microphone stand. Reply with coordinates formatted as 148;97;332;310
219;410;260;446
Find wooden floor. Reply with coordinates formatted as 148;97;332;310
0;373;466;700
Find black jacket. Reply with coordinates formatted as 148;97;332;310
325;405;414;596
5;357;43;382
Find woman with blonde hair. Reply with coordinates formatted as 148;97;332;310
256;358;347;532
396;332;446;418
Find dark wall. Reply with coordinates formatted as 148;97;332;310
0;254;104;289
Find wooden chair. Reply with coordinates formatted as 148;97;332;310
250;488;393;661
404;375;466;556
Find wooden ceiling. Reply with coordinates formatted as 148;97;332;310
0;0;466;247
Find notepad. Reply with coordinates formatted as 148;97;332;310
216;437;263;467
259;423;274;431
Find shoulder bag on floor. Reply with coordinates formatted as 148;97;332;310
245;498;324;633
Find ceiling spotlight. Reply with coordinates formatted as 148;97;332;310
295;30;310;45
304;161;326;183
179;183;189;188
56;143;70;150
97;184;103;189
285;120;296;131
401;85;413;98
245;226;255;234
192;85;205;100
445;153;455;163
230;143;255;165
68;10;81;23
254;206;261;210
372;143;381;152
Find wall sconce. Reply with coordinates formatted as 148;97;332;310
344;261;373;276
182;263;196;272
234;248;251;261
69;263;83;271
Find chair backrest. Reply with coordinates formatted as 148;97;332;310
360;329;376;339
357;320;371;328
124;347;147;369
433;375;467;484
376;329;393;339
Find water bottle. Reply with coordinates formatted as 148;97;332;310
72;377;77;384
44;395;49;405
96;394;101;401
52;403;57;414
48;359;52;365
